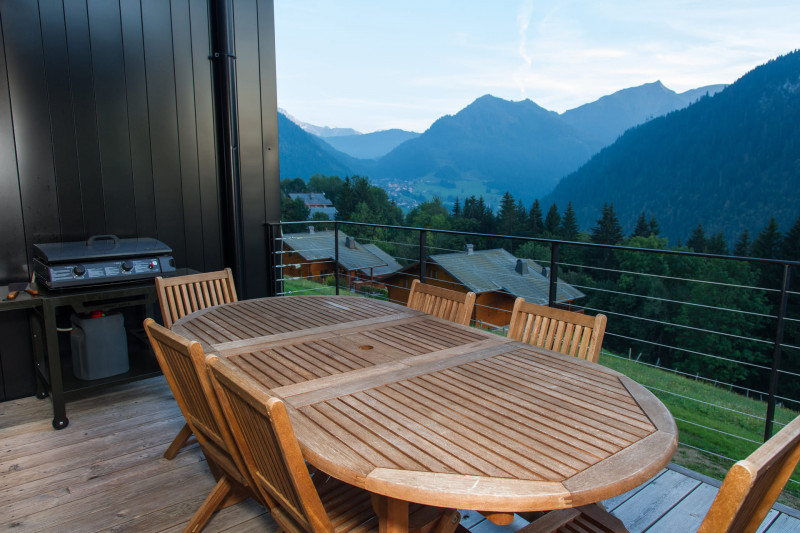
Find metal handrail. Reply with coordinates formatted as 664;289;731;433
266;219;799;444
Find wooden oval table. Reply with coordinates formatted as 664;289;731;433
174;295;678;532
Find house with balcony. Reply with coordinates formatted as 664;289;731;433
287;192;337;220
382;246;584;328
281;229;402;288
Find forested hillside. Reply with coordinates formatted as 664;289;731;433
545;50;800;244
277;113;356;179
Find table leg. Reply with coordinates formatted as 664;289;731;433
42;300;68;429
29;312;48;399
372;494;409;533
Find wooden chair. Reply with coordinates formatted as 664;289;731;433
506;297;607;363
155;268;237;329
206;353;462;533
144;319;263;533
407;279;476;326
519;414;800;533
155;268;237;460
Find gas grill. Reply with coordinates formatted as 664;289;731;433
32;235;176;289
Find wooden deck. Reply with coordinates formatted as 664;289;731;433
1;376;799;533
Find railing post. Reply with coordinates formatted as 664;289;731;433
334;221;340;296
548;242;560;307
765;264;791;441
419;230;427;283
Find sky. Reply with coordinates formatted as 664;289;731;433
274;1;800;134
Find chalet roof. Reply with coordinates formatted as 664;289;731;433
429;248;584;305
288;192;333;206
287;193;337;220
282;230;398;274
361;244;404;277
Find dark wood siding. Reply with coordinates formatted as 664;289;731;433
0;0;280;399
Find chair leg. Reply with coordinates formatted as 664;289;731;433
432;510;461;533
164;423;194;459
182;475;233;533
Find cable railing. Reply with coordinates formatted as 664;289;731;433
266;219;800;484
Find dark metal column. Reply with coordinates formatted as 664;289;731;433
209;0;245;292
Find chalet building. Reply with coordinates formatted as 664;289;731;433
287;192;337;220
281;229;402;289
381;246;584;328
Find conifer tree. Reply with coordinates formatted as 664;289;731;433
648;216;660;236
734;229;751;257
706;232;729;255
560;202;579;241
751;218;782;259
591;203;624;245
528;200;544;236
544;203;561;236
687;224;707;253
497;192;519;236
452;197;461;217
633;211;650;238
780;216;800;260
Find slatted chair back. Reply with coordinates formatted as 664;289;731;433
698;415;800;533
155;268;237;328
207;354;334;533
143;319;252;489
407;279;476;326
506;298;607;363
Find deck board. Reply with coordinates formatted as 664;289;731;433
1;376;800;532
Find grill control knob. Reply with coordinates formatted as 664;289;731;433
121;260;134;272
73;264;86;277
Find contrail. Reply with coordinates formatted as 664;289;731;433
515;0;535;96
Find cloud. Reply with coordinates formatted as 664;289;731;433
514;0;535;96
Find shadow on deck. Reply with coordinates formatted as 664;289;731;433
1;376;799;532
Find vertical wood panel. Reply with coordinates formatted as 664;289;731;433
119;0;157;239
190;0;223;271
64;0;106;235
39;0;85;241
0;11;29;283
234;0;267;296
171;0;204;268
88;0;136;237
258;0;280;221
141;0;187;264
1;2;60;253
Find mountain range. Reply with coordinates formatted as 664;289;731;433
276;55;800;242
545;50;800;243
279;81;725;199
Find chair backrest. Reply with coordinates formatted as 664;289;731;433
506;297;607;363
143;319;250;485
155;268;238;328
698;415;800;533
407;279;476;326
207;354;333;533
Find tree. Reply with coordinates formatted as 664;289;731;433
751;217;782;259
591;203;624;245
687;224;707;253
648;216;660;236
497;192;519;236
280;177;307;194
706;232;729;255
733;229;751;257
452;197;462;217
281;195;310;222
780;216;800;260
632;211;650;238
528;200;544;236
560;202;579;241
544;203;561;236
